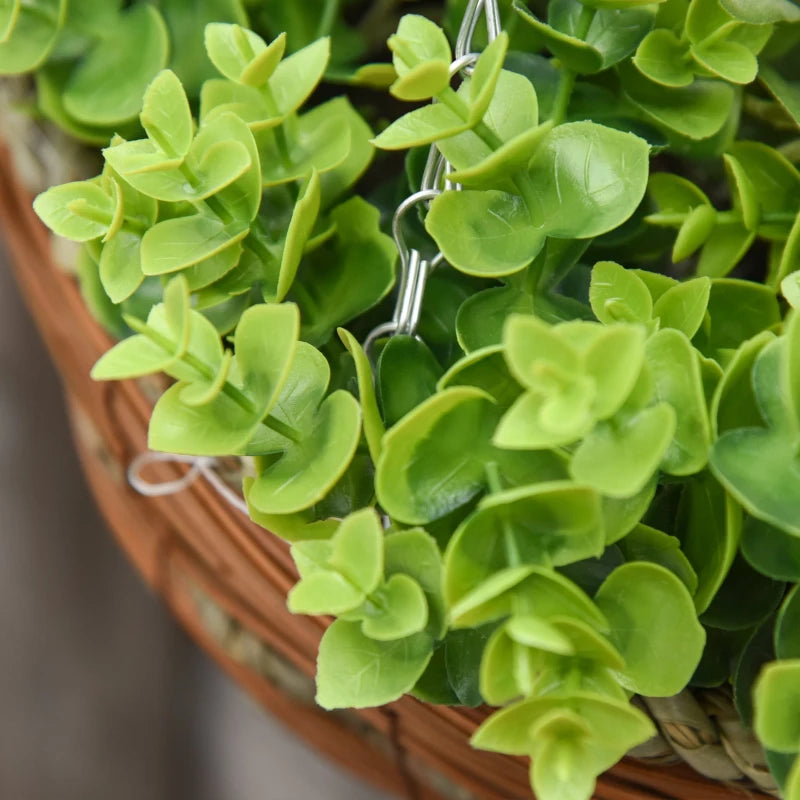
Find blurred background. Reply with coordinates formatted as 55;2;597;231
0;241;387;800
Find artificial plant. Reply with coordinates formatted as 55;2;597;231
13;0;800;798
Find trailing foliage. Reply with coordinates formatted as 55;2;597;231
20;1;800;798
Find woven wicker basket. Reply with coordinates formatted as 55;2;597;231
0;135;781;800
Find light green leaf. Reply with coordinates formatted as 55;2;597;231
652;277;710;339
618;524;698;594
570;403;676;497
426;190;546;277
141;215;247;275
329;509;384;596
468;32;509;123
288;571;364;615
385;528;446;639
247;390;362;514
672;204;717;262
443;482;605;606
760;65;800;128
363;574;428;641
204;23;269;83
34;180;115;242
0;0;65;73
645;328;711;475
754;660;800;753
589;260;653;324
595;562;706;695
527;121;650;238
316;620;432;709
140;70;193;158
633;29;694;87
338;328;385;465
372;102;470;150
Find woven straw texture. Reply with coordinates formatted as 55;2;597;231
0;141;778;800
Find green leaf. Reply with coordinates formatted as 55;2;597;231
438;346;524;409
472;692;654;762
388;14;451;78
288;571;365;615
513;0;657;74
141;215;248;275
760;64;800;128
676;472;742;613
620;62;735;140
234;303;299;412
205;23;271;84
63;4;169;125
0;0;65;73
720;0;800;23
527;121;650;238
589;260;653;324
652;278;710;339
570;403;676;497
33;180;115;242
376;387;496;524
316;620;433;709
468;33;509;123
373;102;470;150
692;38;758;84
754;660;800;753
742;515;800;582
363;574;429;641
595;562;706;696
385;528;446;639
378;335;442;427
457;286;535;353
269;37;331;119
99;229;145;303
295;197;396;346
426;190;546;277
446;625;495;706
140;70;193;158
633;29;694;87
338;328;385;466
272;169;321;302
702;279;781;352
645;328;711;475
248;390;362;514
619;524;698;594
443;482;605;606
776;585;800;659
672;205;717;262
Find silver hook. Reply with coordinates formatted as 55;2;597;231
455;0;501;75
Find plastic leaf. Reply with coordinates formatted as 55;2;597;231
426;190;546;276
63;4;169;125
633;29;693;87
33;181;115;242
362;574;429;641
140;70;193;158
316;620;432;709
589;260;652;324
754;661;800;753
570;403;676;497
527;121;650;239
595;562;706;696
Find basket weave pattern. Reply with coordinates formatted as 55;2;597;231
0;141;777;800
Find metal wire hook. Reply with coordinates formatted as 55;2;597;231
455;0;502;75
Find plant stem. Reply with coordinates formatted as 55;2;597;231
551;5;594;126
317;0;341;39
128;317;303;443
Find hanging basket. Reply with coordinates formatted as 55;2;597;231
0;138;779;800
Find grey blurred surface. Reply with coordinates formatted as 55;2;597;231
0;240;388;800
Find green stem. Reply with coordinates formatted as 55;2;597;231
485;461;522;568
316;0;340;38
259;85;294;170
178;161;234;226
551;68;576;126
128;317;303;443
551;5;595;126
649;210;797;227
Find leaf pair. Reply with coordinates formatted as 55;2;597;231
633;0;773;87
